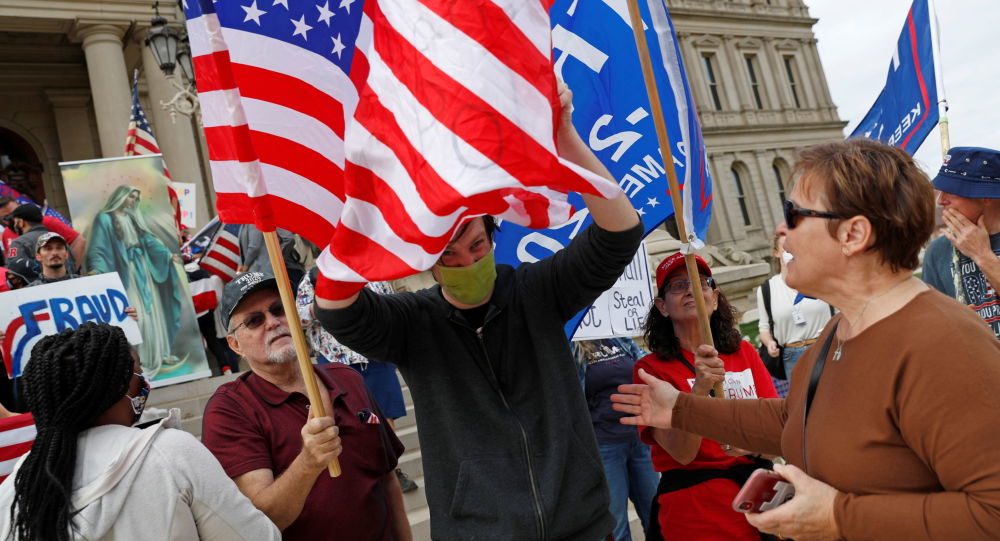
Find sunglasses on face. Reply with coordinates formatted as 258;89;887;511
229;300;285;334
663;276;716;295
783;200;845;229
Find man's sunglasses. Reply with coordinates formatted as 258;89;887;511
229;300;285;334
782;200;845;229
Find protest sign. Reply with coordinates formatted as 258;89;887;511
573;242;654;340
0;273;141;378
60;155;210;387
174;182;197;229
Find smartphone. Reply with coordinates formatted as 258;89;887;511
731;468;795;513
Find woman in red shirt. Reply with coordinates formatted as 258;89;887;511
637;253;777;541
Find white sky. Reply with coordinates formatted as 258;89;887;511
807;0;1000;174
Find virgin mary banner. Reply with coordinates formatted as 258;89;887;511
59;155;210;387
0;272;142;378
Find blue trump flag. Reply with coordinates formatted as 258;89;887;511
850;0;938;154
493;0;713;339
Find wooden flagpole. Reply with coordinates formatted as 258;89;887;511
263;230;342;477
625;0;723;399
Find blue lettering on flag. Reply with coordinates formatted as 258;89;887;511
493;0;713;338
850;0;938;155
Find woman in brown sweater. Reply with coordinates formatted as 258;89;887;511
612;138;1000;541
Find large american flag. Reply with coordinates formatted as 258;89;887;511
125;77;183;231
183;0;621;298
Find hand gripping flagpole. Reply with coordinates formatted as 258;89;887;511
625;0;723;399
263;231;342;477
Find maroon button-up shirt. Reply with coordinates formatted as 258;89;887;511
202;363;404;540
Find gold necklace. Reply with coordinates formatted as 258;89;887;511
832;276;912;361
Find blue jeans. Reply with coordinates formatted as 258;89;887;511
782;345;808;382
598;438;659;541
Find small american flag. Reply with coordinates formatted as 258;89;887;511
200;223;243;283
183;0;621;299
0;413;35;484
356;408;381;425
124;76;183;232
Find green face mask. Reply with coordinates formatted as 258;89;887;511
435;249;498;306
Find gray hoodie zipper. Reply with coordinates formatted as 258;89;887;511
475;326;548;541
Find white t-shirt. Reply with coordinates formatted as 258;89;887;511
756;274;833;345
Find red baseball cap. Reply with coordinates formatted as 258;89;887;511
655;253;712;292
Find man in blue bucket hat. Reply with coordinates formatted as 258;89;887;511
923;146;1000;339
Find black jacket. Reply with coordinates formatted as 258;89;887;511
316;221;643;541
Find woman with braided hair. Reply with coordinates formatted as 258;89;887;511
0;322;279;540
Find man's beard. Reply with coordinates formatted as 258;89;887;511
265;327;295;364
45;260;64;271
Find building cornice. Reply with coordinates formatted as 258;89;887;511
0;0;183;33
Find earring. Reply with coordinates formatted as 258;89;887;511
842;247;849;256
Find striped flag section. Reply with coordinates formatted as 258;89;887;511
0;413;35;484
182;0;622;299
200;223;242;283
188;269;222;317
125;77;183;232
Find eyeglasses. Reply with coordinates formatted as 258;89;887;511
664;276;716;295
229;300;285;334
783;200;845;229
128;372;150;414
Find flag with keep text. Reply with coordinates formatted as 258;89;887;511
850;0;938;154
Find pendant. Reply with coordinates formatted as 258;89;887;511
832;344;843;362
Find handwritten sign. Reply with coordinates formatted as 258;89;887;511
0;273;142;378
174;182;197;228
573;242;653;341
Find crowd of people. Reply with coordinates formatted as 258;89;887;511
1;112;1000;540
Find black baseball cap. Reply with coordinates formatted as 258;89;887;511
5;257;38;285
219;271;279;330
10;204;42;223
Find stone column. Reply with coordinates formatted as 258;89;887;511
44;89;98;162
804;39;837;113
710;153;738;243
75;23;131;158
752;150;779;233
720;36;752;111
141;44;211;226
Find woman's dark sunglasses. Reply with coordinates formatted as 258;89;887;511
229;300;285;334
782;200;845;229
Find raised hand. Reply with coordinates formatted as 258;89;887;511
611;368;681;428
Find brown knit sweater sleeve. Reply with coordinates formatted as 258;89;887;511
673;393;787;457
832;298;1000;540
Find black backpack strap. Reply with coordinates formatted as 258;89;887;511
802;322;839;473
762;280;775;336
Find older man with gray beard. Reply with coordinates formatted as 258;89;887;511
200;271;412;541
